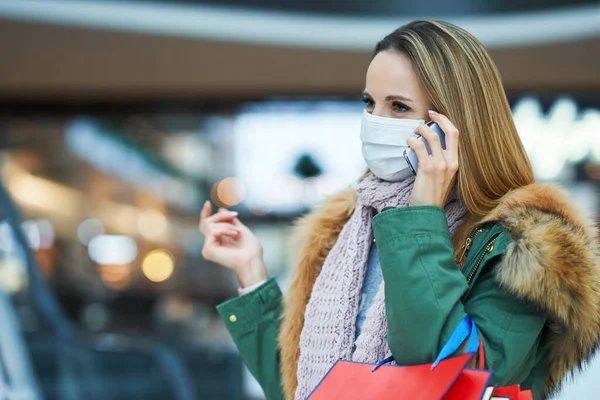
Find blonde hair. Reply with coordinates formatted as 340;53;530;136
374;20;535;245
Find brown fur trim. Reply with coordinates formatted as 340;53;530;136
278;190;357;400
480;184;600;397
278;183;600;399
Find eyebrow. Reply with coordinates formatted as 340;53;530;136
362;91;414;103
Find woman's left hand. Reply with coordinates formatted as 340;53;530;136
407;110;460;208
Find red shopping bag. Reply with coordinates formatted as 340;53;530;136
488;385;534;399
307;353;478;400
443;368;492;400
519;390;533;400
492;385;520;398
308;316;492;400
308;316;534;400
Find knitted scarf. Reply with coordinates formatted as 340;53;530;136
295;174;466;399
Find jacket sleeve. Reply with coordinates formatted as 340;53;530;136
372;206;547;386
216;277;284;400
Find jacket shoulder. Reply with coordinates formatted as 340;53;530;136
479;183;600;397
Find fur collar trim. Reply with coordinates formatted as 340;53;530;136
278;184;600;399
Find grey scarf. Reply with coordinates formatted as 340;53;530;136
295;174;466;399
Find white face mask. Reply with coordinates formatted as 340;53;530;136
360;110;424;181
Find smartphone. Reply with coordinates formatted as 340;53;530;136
404;122;446;176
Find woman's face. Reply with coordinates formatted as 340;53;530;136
363;50;433;120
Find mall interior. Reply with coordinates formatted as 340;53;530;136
0;1;598;399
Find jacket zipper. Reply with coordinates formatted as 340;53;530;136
456;228;483;265
465;236;498;286
460;235;499;302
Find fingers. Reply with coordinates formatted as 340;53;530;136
202;221;242;264
211;213;239;228
200;202;239;233
407;136;432;173
428;110;459;165
201;201;212;218
199;201;212;228
218;208;246;229
415;124;444;161
209;222;241;238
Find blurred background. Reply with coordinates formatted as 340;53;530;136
0;1;598;399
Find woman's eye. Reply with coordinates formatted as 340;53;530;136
392;102;410;113
362;97;375;110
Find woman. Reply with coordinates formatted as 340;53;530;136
200;20;600;400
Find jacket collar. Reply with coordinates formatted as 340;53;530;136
277;184;600;400
479;184;600;398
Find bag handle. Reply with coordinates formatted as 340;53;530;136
477;336;485;369
371;315;485;373
431;315;484;370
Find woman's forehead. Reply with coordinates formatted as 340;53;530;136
365;51;426;103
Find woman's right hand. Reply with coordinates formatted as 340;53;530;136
199;201;267;288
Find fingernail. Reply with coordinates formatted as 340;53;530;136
229;211;239;217
428;110;438;115
204;200;209;206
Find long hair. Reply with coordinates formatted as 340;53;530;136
373;19;535;247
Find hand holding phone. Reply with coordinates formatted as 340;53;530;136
406;110;459;208
404;122;446;175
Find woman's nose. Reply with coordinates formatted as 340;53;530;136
372;106;390;118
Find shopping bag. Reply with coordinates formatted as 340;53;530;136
519;390;533;400
308;315;534;400
443;368;493;400
308;316;491;400
492;385;523;399
307;353;475;400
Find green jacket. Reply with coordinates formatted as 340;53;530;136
217;185;600;400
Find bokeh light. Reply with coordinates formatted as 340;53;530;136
0;258;27;294
88;235;138;265
35;219;55;250
77;218;105;246
214;177;246;207
0;222;15;252
142;250;175;283
137;209;169;242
